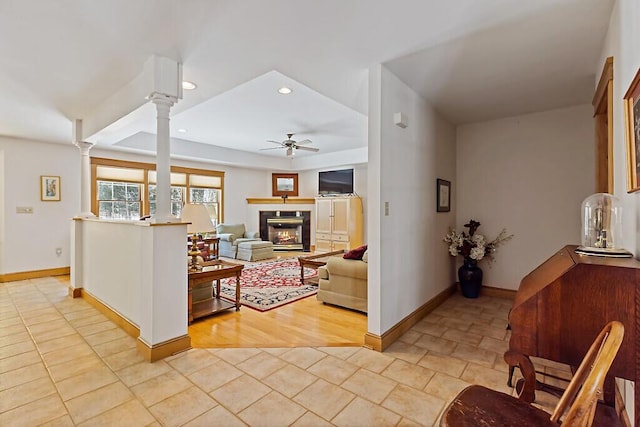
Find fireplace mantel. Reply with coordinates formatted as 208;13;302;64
247;198;315;205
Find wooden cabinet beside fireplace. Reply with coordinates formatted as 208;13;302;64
315;196;363;252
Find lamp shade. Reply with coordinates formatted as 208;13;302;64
181;204;214;234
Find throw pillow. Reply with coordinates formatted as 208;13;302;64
343;245;367;260
362;250;368;263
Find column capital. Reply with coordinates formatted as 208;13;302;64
74;140;95;154
148;92;178;106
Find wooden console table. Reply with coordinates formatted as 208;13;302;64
188;260;243;323
298;250;345;285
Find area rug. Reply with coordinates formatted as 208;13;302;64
219;259;319;311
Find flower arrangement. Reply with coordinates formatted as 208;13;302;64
444;220;513;264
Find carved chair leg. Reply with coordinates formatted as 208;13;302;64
504;350;536;403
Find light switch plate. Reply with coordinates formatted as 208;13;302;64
16;207;33;214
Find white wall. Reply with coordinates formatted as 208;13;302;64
598;0;640;259
0;137;79;274
456;105;594;289
368;65;457;335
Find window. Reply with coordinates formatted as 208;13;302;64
91;157;225;223
97;181;141;220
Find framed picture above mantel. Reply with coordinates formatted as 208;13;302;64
272;173;299;197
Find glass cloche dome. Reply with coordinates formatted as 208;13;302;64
576;193;632;257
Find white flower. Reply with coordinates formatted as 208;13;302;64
470;246;485;260
449;244;458;256
471;234;485;245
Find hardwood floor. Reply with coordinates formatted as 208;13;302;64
188;252;368;348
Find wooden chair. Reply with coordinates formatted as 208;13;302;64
440;321;625;427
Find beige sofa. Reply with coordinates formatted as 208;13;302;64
317;255;367;313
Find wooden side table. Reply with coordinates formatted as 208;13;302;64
188;260;242;323
297;250;345;285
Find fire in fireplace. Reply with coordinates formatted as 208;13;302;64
267;217;303;250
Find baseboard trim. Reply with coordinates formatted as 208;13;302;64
0;267;70;283
480;285;517;299
80;289;140;339
364;284;456;352
68;286;82;298
137;335;192;362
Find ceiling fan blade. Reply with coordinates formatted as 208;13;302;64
295;139;312;145
259;146;286;151
266;140;283;145
295;146;320;152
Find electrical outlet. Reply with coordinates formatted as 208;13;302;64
16;207;33;214
55;248;62;256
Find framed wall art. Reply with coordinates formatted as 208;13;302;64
437;178;451;212
624;67;640;193
272;173;299;197
41;175;61;201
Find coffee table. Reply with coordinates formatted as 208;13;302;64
298;250;345;285
188;260;243;323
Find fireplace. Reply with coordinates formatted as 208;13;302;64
259;211;311;251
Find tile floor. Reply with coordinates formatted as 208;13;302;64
0;276;563;426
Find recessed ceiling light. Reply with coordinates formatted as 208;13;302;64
182;81;197;90
177;128;187;133
277;87;292;95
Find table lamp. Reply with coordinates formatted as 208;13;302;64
181;203;215;271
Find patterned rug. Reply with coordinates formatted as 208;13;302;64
219;259;319;311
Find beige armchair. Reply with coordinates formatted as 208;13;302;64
317;256;367;313
215;223;260;258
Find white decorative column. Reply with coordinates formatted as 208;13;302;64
149;93;177;223
73;119;95;218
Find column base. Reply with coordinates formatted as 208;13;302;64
137;335;191;362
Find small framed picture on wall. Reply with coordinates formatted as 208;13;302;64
437;179;450;212
41;175;61;201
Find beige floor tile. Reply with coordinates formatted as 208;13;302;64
262;364;318;398
210;374;271;413
0;315;23;327
131;369;193;406
214;347;262;364
469;322;508;340
333;396;402;427
424;372;471;402
442;329;483;346
450;343;496;368
341;368;397;404
1;331;31;346
83;327;129;346
418;353;467;377
0;377;57;412
39;414;76;426
346;347;395;373
37;334;86;354
411;320;448;337
41;343;95;367
0;362;48;391
293;379;355;420
382;359;435;390
183;405;246;427
166;348;219;375
413;334;457;355
188;359;243;392
383;340;428;364
102;348;147;371
63;307;101;322
76;320;118;337
65;381;134;424
149;386;217;427
48;354;104;382
55;365;119;401
0;394;68;427
307;355;359;385
279;347;327;369
317;346;360;360
0;340;36;359
236;351;287;379
397;329;422;345
27;318;71;335
239;390;306;426
22;311;64;326
31;325;77;343
382;384;445;425
479;335;509;355
0;350;41;374
261;347;290;356
438;316;472;332
67;313;109;328
116;360;172;387
460;363;512;394
78;399;155;427
0;323;27;339
397;417;424;426
93;336;138;358
291;411;334;427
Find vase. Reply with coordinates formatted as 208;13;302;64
458;258;483;298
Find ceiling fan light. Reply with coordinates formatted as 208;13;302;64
277;86;292;95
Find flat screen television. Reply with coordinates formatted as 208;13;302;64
318;169;354;195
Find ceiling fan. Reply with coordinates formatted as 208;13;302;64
260;133;319;156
